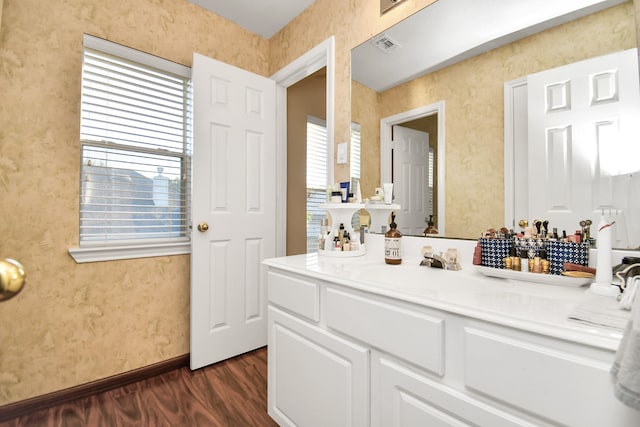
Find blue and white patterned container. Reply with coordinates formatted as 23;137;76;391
547;241;589;275
479;238;513;269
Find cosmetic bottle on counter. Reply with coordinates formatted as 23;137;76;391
520;249;529;272
532;256;542;273
343;232;352;251
472;242;482;265
504;255;513;270
540;250;550;274
384;212;402;265
504;247;516;270
513;255;521;271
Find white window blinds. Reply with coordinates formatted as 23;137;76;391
306;116;328;253
350;122;361;180
428;146;434;215
79;35;192;246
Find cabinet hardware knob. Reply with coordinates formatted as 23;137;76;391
0;258;26;302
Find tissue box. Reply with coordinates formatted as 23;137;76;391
479;238;513;269
547;241;589;275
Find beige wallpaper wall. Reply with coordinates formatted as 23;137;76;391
269;0;438;182
0;0;268;405
0;0;637;406
351;80;380;200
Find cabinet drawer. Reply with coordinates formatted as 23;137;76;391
267;271;319;322
326;287;444;375
373;354;534;427
464;327;637;427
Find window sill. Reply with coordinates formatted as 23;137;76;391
68;241;191;263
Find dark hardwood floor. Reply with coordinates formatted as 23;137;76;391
0;347;278;427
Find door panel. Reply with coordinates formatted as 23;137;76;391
527;48;640;247
392;126;430;236
268;306;369;427
191;53;276;370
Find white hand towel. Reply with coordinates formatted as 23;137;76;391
611;284;640;410
568;291;630;330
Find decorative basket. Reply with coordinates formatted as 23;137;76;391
514;237;545;259
479;238;513;269
546;241;589;275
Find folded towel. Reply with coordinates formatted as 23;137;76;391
568;291;630;330
611;285;640;410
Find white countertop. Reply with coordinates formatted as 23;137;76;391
264;236;629;352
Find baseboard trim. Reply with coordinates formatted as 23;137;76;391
0;353;190;422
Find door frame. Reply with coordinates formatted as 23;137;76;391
271;36;335;257
380;101;446;235
504;77;528;230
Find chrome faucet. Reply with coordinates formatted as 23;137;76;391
616;263;640;291
420;251;461;270
616;263;640;309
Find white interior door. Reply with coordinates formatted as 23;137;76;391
190;53;276;370
527;48;640;247
392;126;430;235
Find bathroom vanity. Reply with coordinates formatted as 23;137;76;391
264;235;640;426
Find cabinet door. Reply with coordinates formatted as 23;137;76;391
268;306;369;427
373;354;536;427
464;327;640;427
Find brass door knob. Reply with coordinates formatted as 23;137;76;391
0;258;26;302
197;222;209;232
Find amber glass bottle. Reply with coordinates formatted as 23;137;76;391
384;212;402;265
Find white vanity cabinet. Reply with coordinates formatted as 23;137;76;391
372;353;534;427
267;271;370;427
268;306;369;426
265;258;640;427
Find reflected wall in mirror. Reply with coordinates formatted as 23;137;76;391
351;0;638;248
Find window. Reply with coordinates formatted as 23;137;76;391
306;119;362;252
69;35;192;263
350;122;361;180
306;116;328;253
427;146;434;216
350;123;362;231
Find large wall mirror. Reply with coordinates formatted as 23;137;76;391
351;0;640;249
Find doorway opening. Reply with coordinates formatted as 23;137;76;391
272;37;335;257
286;68;327;255
380;101;445;236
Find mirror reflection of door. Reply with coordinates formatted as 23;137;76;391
528;48;640;249
391;114;439;235
392;125;432;236
507;48;640;249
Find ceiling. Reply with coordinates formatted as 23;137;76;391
188;0;316;39
188;0;626;92
352;0;627;92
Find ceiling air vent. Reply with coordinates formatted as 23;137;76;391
381;0;408;14
372;34;401;53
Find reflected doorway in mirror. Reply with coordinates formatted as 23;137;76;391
381;101;445;237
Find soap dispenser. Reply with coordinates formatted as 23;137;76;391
384;212;402;265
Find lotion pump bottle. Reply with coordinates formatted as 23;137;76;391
384;212;402;265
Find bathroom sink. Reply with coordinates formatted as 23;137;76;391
345;260;453;292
